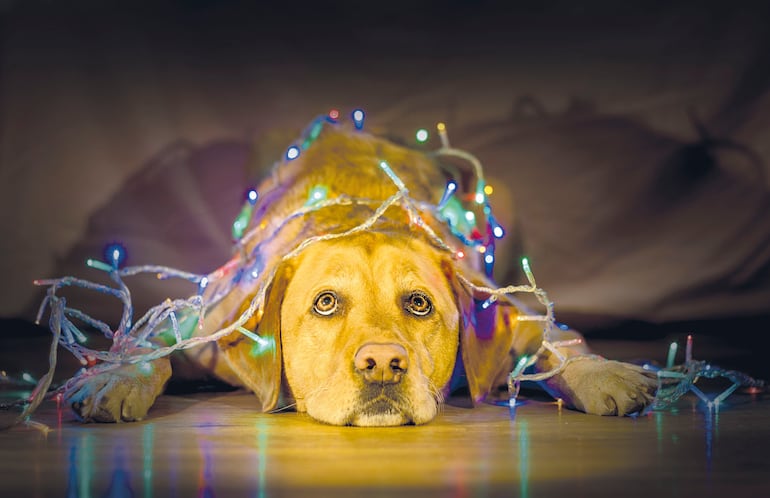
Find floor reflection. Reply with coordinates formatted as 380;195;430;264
102;449;134;498
38;393;766;498
197;437;216;498
255;420;268;498
142;424;154;498
518;419;530;498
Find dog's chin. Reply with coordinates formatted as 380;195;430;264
303;384;439;427
349;398;413;426
306;396;430;427
350;411;411;427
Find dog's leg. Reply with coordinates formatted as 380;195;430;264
63;288;256;423
512;320;657;416
64;355;171;423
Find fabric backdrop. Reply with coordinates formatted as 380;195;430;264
2;1;769;331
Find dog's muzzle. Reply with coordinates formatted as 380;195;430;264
354;343;408;385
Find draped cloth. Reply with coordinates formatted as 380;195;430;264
2;2;769;329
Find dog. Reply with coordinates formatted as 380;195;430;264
65;121;657;426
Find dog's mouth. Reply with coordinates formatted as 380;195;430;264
361;396;400;415
347;387;415;426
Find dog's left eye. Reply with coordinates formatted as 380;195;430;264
405;291;433;317
313;291;339;316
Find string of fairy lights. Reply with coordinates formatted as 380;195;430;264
1;108;764;430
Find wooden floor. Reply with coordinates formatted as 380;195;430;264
1;386;768;498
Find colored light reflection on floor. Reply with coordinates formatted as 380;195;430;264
518;419;530;498
64;433;95;498
103;449;133;497
143;424;154;498
198;437;216;497
255;421;268;498
34;391;766;497
652;397;721;476
78;433;93;498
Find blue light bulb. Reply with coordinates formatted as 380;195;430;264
104;243;127;269
286;145;300;160
352;109;365;130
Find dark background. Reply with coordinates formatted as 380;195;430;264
2;1;769;377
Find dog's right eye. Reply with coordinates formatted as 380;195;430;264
313;291;339;316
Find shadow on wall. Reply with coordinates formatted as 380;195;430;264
25;140;257;325
466;99;770;327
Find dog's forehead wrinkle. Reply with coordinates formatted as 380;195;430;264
369;244;442;291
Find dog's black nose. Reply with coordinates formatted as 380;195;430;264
354;343;409;385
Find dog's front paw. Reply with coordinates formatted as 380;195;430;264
546;358;658;416
64;358;171;422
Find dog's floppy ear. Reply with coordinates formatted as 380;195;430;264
217;263;292;412
444;260;518;405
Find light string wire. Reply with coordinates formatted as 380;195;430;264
645;335;764;412
4;111;763;429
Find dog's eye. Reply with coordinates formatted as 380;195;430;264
405;291;433;317
313;291;339;316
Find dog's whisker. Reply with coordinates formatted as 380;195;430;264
267;403;297;414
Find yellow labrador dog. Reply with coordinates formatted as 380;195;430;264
66;122;657;425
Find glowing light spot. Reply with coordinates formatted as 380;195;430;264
456;250;465;259
306;121;324;145
232;219;244;233
329;109;340;120
22;372;35;383
286;145;300;160
249;335;274;358
233;190;258;239
667;342;678;368
481;297;496;310
493;226;505;238
237;326;274;357
512;355;530;377
475;192;485;204
438;181;457;210
86;259;113;272
104;243;127;268
464;211;476;223
436;122;450;147
522;257;531;274
352;109;365;130
484;185;494;196
484;254;495;264
415;128;429;143
477;246;487;254
199;277;209;289
307;185;328;205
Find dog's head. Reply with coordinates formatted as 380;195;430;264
221;229;517;426
279;231;460;426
